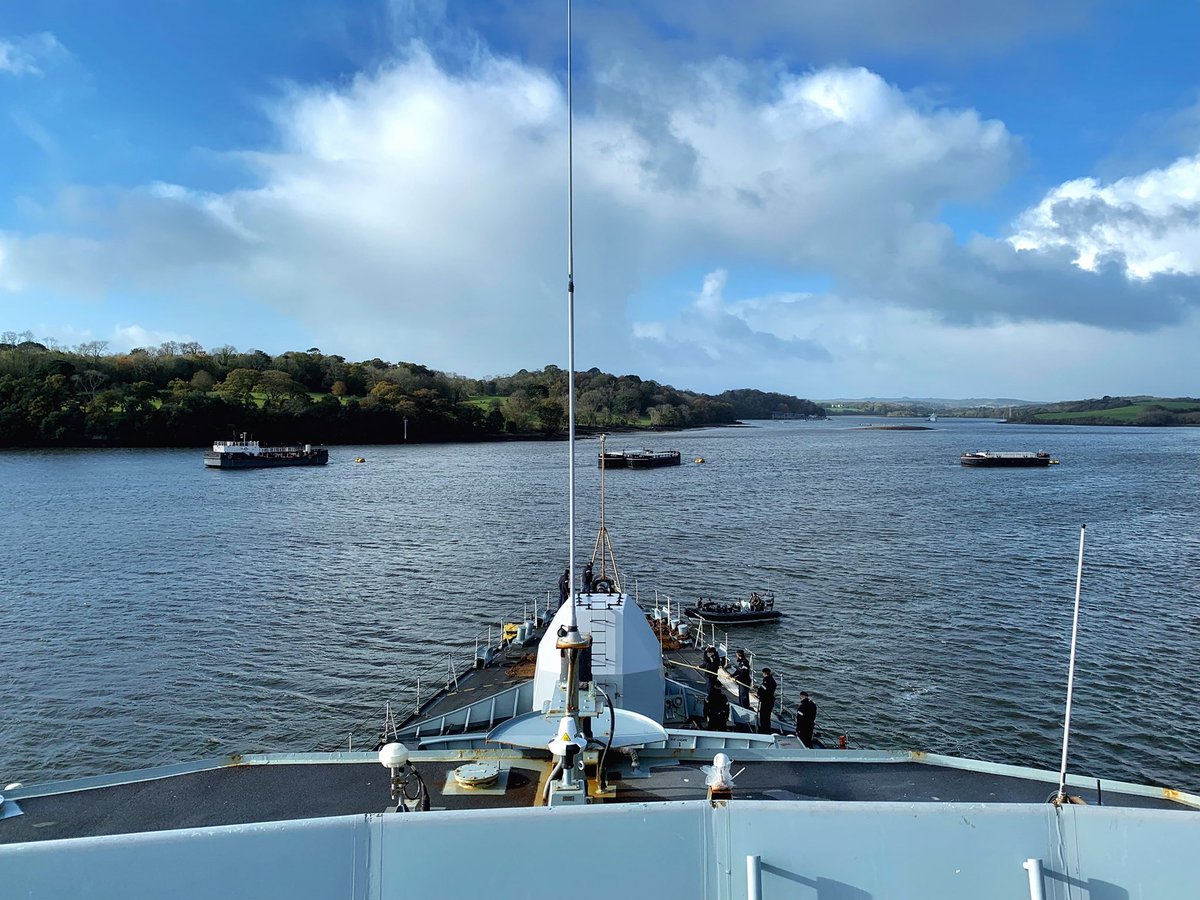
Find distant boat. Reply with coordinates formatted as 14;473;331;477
928;413;937;422
684;591;783;624
960;451;1055;468
598;449;682;469
204;435;329;469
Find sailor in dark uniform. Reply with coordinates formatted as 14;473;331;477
733;650;751;708
795;691;817;748
582;561;593;593
757;668;777;734
558;568;570;609
705;683;729;732
699;646;721;691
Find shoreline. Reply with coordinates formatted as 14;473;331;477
0;421;759;451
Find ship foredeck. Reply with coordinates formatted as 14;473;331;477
3;747;1195;846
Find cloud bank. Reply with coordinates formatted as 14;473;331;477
2;26;1199;397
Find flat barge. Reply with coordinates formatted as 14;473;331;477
204;437;329;469
960;451;1055;468
598;449;682;469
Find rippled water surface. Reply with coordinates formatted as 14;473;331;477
2;418;1198;790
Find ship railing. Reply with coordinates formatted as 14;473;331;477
394;681;536;743
315;597;550;751
686;616;852;748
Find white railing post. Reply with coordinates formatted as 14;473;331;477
1023;858;1045;900
747;855;762;900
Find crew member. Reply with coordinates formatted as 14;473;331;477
757;668;777;734
582;561;594;593
705;683;729;732
699;646;721;691
558;568;570;609
733;650;751;709
795;691;817;748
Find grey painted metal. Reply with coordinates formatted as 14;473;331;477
6;799;1200;899
532;594;664;722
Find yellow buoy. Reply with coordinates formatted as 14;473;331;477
354;457;366;463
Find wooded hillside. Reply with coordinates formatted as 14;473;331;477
0;332;826;447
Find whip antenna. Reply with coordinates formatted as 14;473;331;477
565;0;578;631
1055;524;1087;805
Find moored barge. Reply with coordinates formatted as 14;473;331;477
960;450;1055;468
598;449;682;469
204;436;329;469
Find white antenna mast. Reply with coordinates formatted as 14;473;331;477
1055;524;1087;804
546;2;593;808
565;0;578;633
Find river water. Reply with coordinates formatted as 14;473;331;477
2;418;1198;792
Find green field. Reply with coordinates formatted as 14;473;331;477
1035;401;1200;422
465;395;506;409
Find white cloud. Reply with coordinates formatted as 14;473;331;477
9;54;1015;375
1009;155;1200;279
1;32;1198;397
632;269;1200;398
0;33;67;77
631;269;829;388
111;324;197;352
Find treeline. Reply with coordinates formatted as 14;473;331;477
711;389;825;421
464;369;824;429
0;332;826;447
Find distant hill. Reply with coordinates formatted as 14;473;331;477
820;398;1033;418
818;395;1200;425
1005;396;1200;427
823;397;1040;408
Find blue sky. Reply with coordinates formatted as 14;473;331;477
2;0;1199;400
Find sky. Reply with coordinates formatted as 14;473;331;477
1;1;1199;401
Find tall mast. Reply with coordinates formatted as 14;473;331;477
565;0;578;632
